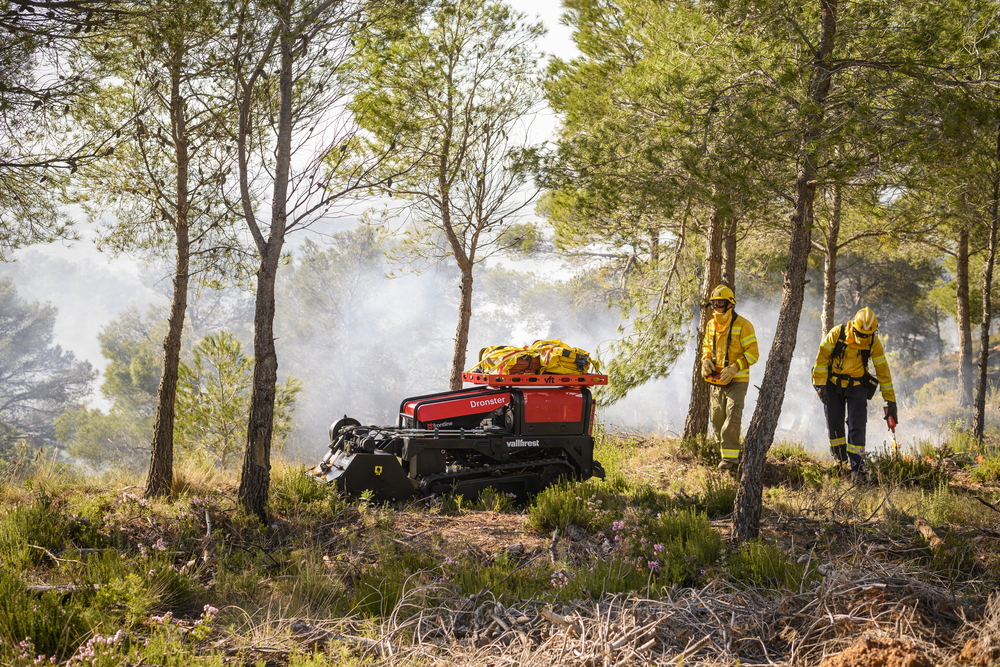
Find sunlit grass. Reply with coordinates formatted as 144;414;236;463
0;426;998;665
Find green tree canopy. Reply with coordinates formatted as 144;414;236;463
349;0;545;389
0;1;130;258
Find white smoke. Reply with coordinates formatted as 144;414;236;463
0;226;953;467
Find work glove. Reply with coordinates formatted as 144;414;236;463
718;363;739;384
885;401;898;423
815;385;828;404
701;358;715;378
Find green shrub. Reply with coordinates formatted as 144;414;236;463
527;480;621;532
592;424;631;479
0;497;90;570
76;549;201;626
679;435;718;464
728;540;818;590
971;454;1000;483
769;440;810;461
921;482;976;526
528;471;733;532
446;550;552;601
784;461;824;489
438;492;470;515
555;554;655;599
946;420;1000;459
867;449;950;490
289;648;340;667
140;605;226;667
269;464;345;516
348;542;441;617
476;487;517;512
604;507;722;588
695;474;737;518
214;546;274;605
344;491;725;615
0;568;87;661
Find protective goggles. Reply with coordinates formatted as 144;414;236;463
711;299;730;309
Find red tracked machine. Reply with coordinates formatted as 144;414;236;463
308;372;607;502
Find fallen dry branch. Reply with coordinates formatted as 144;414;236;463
913;519;949;554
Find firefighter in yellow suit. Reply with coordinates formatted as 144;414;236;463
701;285;759;470
812;307;897;479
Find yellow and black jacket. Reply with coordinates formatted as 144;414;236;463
811;324;896;402
701;312;759;385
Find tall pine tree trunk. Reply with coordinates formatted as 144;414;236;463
436;79;475;391
146;230;189;497
722;216;737;286
682;206;723;441
238;2;294;520
956;226;974;408
973;125;1000;442
239;244;281;519
733;0;837;542
441;171;476;390
145;56;191;498
450;268;474;389
821;183;841;334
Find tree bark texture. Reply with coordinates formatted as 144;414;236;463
956;226;973;408
722;216;737;287
821;183;841;335
145;56;191;499
682;206;723;441
450;269;474;389
972;124;1000;442
436;66;476;391
145;233;189;498
733;0;837;542
238;247;281;519
238;5;294;520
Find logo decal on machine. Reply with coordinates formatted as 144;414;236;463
415;392;510;423
508;439;540;448
469;396;508;409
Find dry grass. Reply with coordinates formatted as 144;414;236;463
227;561;993;666
4;430;1000;666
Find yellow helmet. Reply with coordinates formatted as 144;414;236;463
709;285;736;306
851;307;878;335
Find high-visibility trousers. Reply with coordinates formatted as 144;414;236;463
823;380;868;472
709;381;748;461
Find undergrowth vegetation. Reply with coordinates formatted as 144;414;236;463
0;426;999;665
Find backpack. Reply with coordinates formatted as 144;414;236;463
467;340;601;375
529;339;601;374
468;345;541;375
828;324;878;400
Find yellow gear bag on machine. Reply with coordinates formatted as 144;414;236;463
468;345;541;374
529;339;601;374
